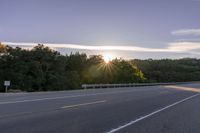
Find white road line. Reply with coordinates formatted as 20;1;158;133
61;100;106;109
0;88;163;105
106;93;200;133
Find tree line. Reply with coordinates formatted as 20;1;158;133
0;43;144;92
1;43;200;92
132;58;200;83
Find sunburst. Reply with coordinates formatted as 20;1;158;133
103;54;114;63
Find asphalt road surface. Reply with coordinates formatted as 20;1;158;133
0;83;200;133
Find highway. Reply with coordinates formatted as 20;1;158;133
0;83;200;133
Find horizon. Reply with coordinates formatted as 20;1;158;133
1;0;200;59
1;41;200;60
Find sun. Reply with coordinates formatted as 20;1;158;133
103;54;114;63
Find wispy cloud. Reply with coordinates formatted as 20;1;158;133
171;29;200;36
175;38;200;42
2;41;179;53
2;41;200;55
168;42;200;51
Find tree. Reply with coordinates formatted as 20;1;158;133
4;43;200;92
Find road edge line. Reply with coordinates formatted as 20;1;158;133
106;93;200;133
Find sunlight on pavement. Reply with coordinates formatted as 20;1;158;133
165;85;200;92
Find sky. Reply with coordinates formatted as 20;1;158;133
0;0;200;59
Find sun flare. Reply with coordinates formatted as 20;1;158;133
103;54;114;63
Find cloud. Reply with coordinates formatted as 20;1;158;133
2;41;177;53
2;41;200;55
171;29;200;36
175;38;200;42
168;42;200;51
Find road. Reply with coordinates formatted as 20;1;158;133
0;83;200;133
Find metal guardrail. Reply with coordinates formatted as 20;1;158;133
82;81;200;89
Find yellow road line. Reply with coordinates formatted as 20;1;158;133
61;100;106;109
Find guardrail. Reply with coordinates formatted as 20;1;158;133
82;81;200;89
